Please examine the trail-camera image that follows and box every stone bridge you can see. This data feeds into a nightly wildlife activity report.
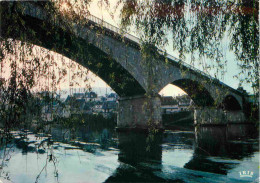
[0,1,249,129]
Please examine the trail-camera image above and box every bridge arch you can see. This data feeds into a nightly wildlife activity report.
[221,95,242,111]
[1,1,248,128]
[170,79,215,107]
[1,9,146,97]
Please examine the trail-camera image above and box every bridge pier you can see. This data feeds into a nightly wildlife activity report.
[117,95,162,130]
[194,108,246,125]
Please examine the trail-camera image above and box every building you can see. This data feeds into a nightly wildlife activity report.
[106,93,118,101]
[73,93,85,99]
[85,91,97,101]
[161,96,179,114]
[161,95,193,114]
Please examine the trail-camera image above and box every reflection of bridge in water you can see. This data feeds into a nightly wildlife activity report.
[1,1,252,129]
[105,124,258,182]
[10,123,259,182]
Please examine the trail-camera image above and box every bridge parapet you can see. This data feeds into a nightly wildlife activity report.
[2,1,250,129]
[20,1,237,89]
[16,2,245,97]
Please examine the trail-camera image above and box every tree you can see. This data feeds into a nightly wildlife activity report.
[0,0,258,132]
[117,0,259,94]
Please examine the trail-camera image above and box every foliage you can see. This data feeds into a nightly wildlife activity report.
[117,0,259,94]
[55,113,116,132]
[0,1,93,132]
[0,0,258,154]
[0,2,258,181]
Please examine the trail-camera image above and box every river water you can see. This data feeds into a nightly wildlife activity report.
[0,124,258,183]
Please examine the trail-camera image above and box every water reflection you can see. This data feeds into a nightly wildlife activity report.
[106,124,258,182]
[185,124,259,181]
[0,123,258,182]
[106,132,164,182]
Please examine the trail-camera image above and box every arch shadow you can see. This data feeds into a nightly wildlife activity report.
[221,95,242,111]
[171,79,215,107]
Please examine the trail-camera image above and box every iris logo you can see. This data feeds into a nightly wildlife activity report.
[239,171,254,178]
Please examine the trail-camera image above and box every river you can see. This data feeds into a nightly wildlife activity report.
[0,123,258,183]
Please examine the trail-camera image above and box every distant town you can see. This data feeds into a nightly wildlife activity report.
[37,90,194,122]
